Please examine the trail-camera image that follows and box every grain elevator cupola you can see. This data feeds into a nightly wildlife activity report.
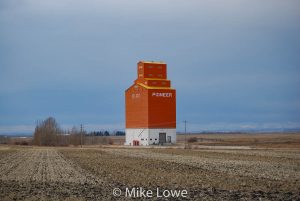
[125,61,176,146]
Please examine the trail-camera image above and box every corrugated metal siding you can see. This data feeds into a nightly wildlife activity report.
[125,84,149,128]
[126,61,176,129]
[148,89,176,128]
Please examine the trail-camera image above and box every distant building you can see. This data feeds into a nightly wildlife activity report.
[125,61,176,146]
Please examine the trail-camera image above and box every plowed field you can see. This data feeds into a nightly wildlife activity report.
[0,146,299,200]
[0,148,111,201]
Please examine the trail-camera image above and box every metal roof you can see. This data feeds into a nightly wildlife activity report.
[139,61,166,64]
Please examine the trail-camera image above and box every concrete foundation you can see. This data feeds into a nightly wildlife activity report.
[125,128,176,146]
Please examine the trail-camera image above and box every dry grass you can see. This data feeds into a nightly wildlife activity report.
[177,133,300,148]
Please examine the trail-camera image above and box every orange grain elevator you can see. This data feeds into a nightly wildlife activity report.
[125,61,176,146]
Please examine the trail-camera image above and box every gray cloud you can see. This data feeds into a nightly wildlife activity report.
[1,0,299,133]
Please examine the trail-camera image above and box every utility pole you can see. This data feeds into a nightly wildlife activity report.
[80,124,83,148]
[184,120,187,148]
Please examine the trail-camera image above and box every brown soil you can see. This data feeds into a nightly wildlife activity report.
[0,144,299,200]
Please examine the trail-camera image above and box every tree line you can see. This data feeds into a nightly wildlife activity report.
[88,131,125,136]
[32,117,125,146]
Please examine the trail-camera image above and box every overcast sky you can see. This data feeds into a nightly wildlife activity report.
[0,0,300,134]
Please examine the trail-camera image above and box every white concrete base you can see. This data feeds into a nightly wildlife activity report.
[125,128,176,146]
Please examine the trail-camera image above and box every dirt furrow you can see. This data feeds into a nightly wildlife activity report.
[0,151,29,180]
[0,148,100,184]
[103,148,300,182]
[0,148,113,201]
[60,148,300,200]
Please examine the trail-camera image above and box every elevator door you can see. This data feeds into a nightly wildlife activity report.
[159,133,166,144]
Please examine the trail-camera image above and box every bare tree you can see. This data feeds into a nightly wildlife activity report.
[33,117,62,146]
[69,126,80,146]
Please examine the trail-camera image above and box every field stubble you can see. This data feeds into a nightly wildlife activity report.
[61,147,300,200]
[0,148,111,201]
[0,145,299,200]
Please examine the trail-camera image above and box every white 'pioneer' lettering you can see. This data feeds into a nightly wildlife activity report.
[152,92,172,98]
